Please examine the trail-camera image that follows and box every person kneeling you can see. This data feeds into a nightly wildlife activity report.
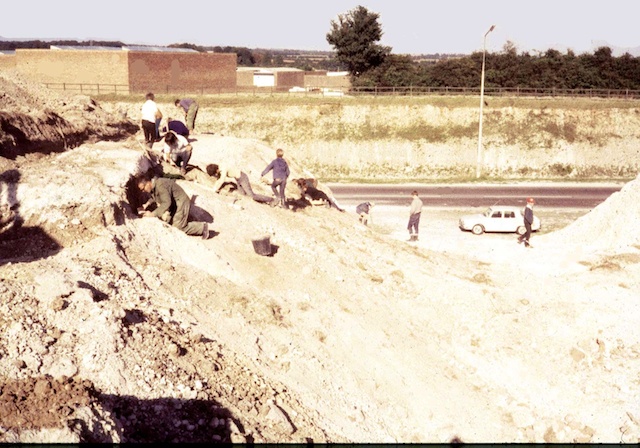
[136,172,210,239]
[163,131,192,176]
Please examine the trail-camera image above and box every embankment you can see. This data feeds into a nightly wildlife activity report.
[112,97,640,180]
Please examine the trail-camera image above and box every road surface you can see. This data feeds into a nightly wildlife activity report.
[325,183,624,208]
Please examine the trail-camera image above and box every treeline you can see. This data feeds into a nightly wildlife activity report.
[360,46,640,91]
[0,40,124,50]
[168,43,344,70]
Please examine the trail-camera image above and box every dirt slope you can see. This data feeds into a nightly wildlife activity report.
[0,70,138,160]
[2,73,640,443]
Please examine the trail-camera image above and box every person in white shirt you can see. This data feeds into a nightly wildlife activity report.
[407,190,423,241]
[141,92,162,148]
[206,164,276,205]
[162,130,192,176]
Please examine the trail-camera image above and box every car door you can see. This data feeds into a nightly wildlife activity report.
[502,210,518,232]
[487,209,503,232]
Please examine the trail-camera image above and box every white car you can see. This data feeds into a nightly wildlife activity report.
[459,205,541,235]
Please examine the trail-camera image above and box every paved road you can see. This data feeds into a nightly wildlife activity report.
[325,183,624,208]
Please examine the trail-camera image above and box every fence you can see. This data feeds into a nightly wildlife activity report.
[43,82,640,100]
[348,86,640,99]
[43,83,131,95]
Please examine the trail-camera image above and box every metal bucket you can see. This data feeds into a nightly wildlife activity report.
[251,235,272,256]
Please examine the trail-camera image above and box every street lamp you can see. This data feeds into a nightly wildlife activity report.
[476,24,495,178]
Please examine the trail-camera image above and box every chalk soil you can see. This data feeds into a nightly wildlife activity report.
[2,71,640,443]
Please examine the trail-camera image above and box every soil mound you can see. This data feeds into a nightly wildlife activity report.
[0,70,138,160]
[541,175,640,252]
[2,72,640,444]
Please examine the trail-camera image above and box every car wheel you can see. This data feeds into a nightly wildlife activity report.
[516,226,525,235]
[471,224,484,235]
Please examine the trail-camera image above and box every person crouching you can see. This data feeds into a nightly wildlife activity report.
[162,130,192,176]
[136,172,209,239]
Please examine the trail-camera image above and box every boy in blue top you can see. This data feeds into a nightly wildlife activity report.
[261,148,290,209]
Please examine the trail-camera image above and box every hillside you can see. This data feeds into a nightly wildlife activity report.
[107,96,640,181]
[2,72,640,443]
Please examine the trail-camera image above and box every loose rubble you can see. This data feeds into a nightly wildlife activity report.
[2,71,640,443]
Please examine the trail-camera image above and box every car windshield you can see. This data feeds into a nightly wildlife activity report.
[483,208,493,217]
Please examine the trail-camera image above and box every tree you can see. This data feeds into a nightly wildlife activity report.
[355,54,419,87]
[326,5,391,77]
[236,48,255,66]
[502,40,518,57]
[168,42,207,52]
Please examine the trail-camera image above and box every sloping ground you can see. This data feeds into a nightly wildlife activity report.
[540,176,640,252]
[1,136,640,443]
[2,72,640,443]
[0,71,138,160]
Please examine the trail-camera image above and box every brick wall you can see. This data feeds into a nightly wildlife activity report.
[274,71,304,88]
[236,70,255,87]
[128,52,236,94]
[13,49,236,94]
[15,49,129,87]
[304,74,351,90]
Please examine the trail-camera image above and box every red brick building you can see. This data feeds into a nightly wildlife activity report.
[11,46,236,94]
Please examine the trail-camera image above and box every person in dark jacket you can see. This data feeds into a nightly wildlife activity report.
[294,178,345,211]
[517,197,535,247]
[136,173,209,239]
[162,119,190,138]
[356,201,374,226]
[261,148,290,209]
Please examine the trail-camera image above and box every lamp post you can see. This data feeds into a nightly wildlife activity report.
[476,24,495,179]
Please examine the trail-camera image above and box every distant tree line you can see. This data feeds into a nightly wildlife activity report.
[349,45,640,90]
[0,40,124,50]
[326,6,640,91]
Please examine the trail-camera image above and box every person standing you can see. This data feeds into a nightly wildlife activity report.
[141,92,162,148]
[261,148,290,209]
[207,163,276,205]
[407,190,423,241]
[162,130,193,176]
[175,98,199,133]
[136,173,209,239]
[517,197,535,248]
[356,201,374,226]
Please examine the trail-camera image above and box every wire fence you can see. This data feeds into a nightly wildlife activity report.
[43,83,132,95]
[43,82,640,99]
[348,86,640,99]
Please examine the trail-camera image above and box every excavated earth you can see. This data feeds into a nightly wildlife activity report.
[2,70,640,443]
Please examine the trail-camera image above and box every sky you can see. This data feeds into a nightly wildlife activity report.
[2,0,638,55]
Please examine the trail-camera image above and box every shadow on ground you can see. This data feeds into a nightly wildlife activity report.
[94,394,243,443]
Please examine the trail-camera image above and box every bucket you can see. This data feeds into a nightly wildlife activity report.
[251,235,272,256]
